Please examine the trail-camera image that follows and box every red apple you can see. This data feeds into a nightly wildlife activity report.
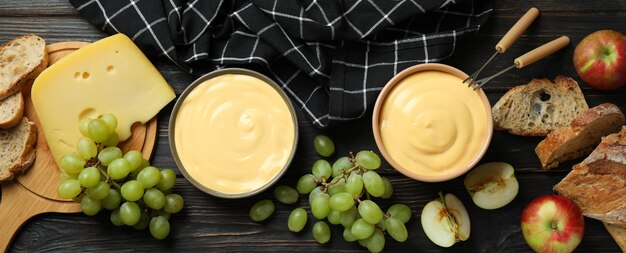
[521,195,584,253]
[573,30,626,90]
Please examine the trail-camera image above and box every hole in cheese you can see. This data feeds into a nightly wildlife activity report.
[107,65,114,72]
[79,108,96,120]
[82,72,90,79]
[74,72,80,79]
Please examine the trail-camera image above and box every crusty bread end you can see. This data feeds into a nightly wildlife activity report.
[0,34,48,100]
[0,117,37,182]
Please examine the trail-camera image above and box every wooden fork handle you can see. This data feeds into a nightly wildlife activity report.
[495,7,540,53]
[514,36,570,68]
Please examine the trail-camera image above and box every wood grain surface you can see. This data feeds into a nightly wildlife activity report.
[1,0,625,252]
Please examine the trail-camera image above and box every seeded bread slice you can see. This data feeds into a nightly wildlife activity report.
[0,117,37,182]
[535,103,625,170]
[0,34,48,100]
[492,76,589,136]
[0,92,24,128]
[554,126,626,227]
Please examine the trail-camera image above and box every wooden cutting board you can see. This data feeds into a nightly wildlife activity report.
[0,41,158,252]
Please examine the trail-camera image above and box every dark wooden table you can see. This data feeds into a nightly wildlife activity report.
[1,0,624,252]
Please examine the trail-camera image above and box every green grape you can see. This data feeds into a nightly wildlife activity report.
[327,210,342,225]
[387,204,412,223]
[119,201,141,225]
[60,172,78,182]
[59,153,86,174]
[376,219,386,231]
[158,209,171,220]
[249,199,275,222]
[311,159,331,179]
[57,179,81,199]
[98,146,122,166]
[164,194,184,214]
[312,221,331,244]
[79,118,92,138]
[120,180,144,201]
[110,208,124,226]
[332,156,353,178]
[124,150,144,172]
[88,118,110,142]
[100,113,118,132]
[137,166,161,189]
[329,192,355,212]
[313,135,335,157]
[381,177,393,199]
[340,206,358,228]
[156,169,176,191]
[107,158,131,180]
[351,218,375,240]
[85,181,110,200]
[78,166,100,188]
[143,188,166,209]
[358,200,383,225]
[363,171,385,197]
[102,132,119,147]
[273,185,299,204]
[140,158,150,169]
[77,137,98,160]
[101,188,122,210]
[358,238,369,248]
[308,186,323,204]
[287,208,307,232]
[343,227,358,242]
[296,174,317,194]
[310,193,330,219]
[385,218,408,242]
[364,229,385,253]
[133,211,151,230]
[327,177,345,196]
[150,216,170,240]
[81,195,101,216]
[345,172,364,197]
[355,151,381,170]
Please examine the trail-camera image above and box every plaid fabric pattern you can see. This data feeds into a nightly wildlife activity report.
[69,0,491,128]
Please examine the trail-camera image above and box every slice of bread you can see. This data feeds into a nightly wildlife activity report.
[554,126,626,227]
[492,76,589,136]
[0,92,24,128]
[535,103,625,170]
[0,117,37,182]
[0,34,48,100]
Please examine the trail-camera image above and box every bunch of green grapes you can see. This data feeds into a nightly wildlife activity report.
[56,113,183,240]
[249,135,412,252]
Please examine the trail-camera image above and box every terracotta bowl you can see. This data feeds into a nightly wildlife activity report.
[372,63,493,182]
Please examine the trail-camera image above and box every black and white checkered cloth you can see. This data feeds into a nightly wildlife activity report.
[69,0,491,128]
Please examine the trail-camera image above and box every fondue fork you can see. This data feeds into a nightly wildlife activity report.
[462,7,539,86]
[469,36,570,90]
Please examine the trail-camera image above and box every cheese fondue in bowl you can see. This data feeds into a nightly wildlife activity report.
[169,68,298,198]
[372,64,492,182]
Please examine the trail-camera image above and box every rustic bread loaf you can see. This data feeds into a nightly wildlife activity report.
[0,34,48,100]
[492,76,589,136]
[0,117,37,182]
[535,103,625,170]
[0,92,24,128]
[554,126,626,227]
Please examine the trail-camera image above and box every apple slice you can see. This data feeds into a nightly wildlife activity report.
[464,162,519,210]
[420,193,471,247]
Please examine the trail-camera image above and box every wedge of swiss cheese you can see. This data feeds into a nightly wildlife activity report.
[32,34,175,164]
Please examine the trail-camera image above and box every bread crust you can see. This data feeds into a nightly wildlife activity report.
[0,117,37,182]
[0,92,24,128]
[535,103,625,169]
[554,126,626,227]
[0,34,49,100]
[492,76,588,136]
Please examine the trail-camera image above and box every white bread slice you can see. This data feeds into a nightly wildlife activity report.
[0,34,48,100]
[535,103,625,170]
[492,76,589,136]
[0,92,24,128]
[0,117,37,182]
[554,126,626,227]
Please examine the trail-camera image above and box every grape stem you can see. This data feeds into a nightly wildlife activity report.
[96,164,122,189]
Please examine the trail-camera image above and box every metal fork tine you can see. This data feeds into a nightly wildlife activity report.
[463,51,499,87]
[473,64,517,91]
